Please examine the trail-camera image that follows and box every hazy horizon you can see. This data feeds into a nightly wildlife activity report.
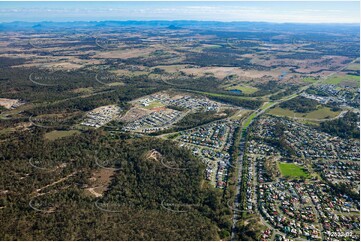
[0,1,359,24]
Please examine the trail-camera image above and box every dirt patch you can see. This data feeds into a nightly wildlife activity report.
[0,98,25,109]
[94,47,155,59]
[151,106,167,112]
[146,149,163,162]
[85,168,115,197]
[120,107,152,122]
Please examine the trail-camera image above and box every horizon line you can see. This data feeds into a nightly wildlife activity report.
[1,19,360,25]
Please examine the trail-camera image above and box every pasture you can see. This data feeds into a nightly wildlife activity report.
[268,106,340,120]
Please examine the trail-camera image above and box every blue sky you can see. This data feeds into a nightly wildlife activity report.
[0,1,359,23]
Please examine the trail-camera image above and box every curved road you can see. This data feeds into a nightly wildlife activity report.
[229,58,358,240]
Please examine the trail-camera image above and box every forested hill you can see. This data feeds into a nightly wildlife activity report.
[0,129,229,240]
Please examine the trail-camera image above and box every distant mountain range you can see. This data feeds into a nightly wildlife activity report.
[0,20,359,34]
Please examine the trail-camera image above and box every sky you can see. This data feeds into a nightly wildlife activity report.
[0,1,359,24]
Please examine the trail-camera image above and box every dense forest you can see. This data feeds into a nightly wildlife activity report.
[175,109,235,129]
[319,111,359,139]
[251,81,284,97]
[204,95,262,110]
[269,86,299,100]
[0,129,233,240]
[1,20,359,241]
[0,67,168,103]
[280,96,318,113]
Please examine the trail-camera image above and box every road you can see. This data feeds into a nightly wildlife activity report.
[230,128,247,240]
[229,58,358,239]
[251,57,359,124]
[32,171,77,196]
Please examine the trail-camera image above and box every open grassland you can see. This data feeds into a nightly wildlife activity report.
[225,85,259,94]
[151,65,187,73]
[323,74,360,86]
[93,47,155,59]
[107,82,125,87]
[260,101,275,111]
[230,109,251,121]
[202,44,222,49]
[112,69,149,76]
[278,162,310,179]
[302,77,318,83]
[243,112,257,129]
[302,107,340,119]
[44,130,81,141]
[268,106,340,120]
[143,101,164,109]
[0,127,15,135]
[346,63,360,71]
[298,120,321,126]
[165,132,180,139]
[169,66,282,80]
[71,87,94,94]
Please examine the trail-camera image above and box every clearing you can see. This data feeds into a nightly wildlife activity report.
[44,130,80,141]
[278,162,309,179]
[85,168,115,198]
[144,101,165,109]
[322,74,360,86]
[302,77,318,83]
[225,85,259,95]
[268,106,341,120]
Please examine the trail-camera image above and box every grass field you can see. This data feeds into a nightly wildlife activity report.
[243,112,257,129]
[166,132,180,139]
[71,87,94,94]
[299,120,321,126]
[260,101,275,111]
[202,44,222,49]
[144,101,164,109]
[225,85,259,94]
[268,106,340,120]
[44,130,80,141]
[278,162,309,178]
[0,127,15,135]
[323,74,360,86]
[303,107,340,119]
[302,77,318,83]
[242,101,275,129]
[346,63,360,71]
[108,82,124,86]
[230,109,251,121]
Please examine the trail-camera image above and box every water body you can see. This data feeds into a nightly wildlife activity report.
[228,89,242,95]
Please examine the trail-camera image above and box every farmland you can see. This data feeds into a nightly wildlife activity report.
[322,74,360,86]
[0,18,359,242]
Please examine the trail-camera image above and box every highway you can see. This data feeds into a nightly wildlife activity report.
[229,58,358,239]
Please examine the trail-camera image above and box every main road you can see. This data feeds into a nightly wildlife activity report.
[229,58,358,239]
[230,128,247,240]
